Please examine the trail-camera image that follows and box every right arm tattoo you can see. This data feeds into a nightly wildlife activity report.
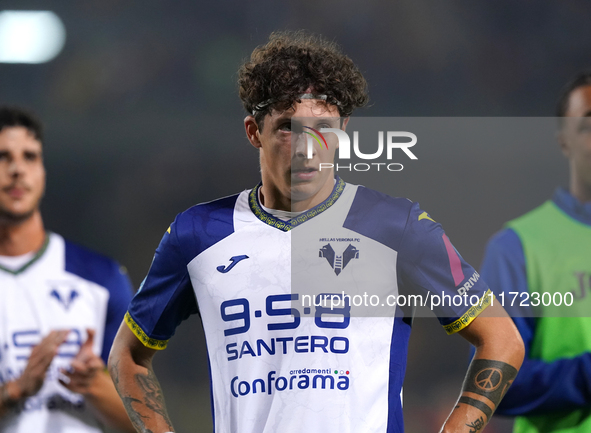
[134,369,174,428]
[111,360,174,433]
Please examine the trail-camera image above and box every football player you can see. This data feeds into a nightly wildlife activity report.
[0,107,135,433]
[480,71,591,433]
[109,31,524,433]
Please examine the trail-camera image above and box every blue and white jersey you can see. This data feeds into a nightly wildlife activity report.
[127,178,491,433]
[0,232,133,433]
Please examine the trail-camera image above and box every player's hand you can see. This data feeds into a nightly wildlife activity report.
[15,330,70,399]
[59,329,104,396]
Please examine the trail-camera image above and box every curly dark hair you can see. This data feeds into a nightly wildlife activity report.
[238,30,369,128]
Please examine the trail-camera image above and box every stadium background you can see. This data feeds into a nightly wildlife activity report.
[1,1,589,431]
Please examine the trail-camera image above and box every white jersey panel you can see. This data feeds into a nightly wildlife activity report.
[189,186,400,433]
[0,233,110,433]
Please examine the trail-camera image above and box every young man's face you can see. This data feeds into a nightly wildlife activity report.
[561,85,591,194]
[0,126,45,224]
[252,99,343,209]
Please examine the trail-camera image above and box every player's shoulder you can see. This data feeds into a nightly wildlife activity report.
[349,184,415,217]
[505,200,554,230]
[483,202,554,262]
[163,192,243,262]
[58,233,127,287]
[180,192,242,218]
[484,227,523,258]
[347,184,434,229]
[344,184,423,250]
[172,192,241,236]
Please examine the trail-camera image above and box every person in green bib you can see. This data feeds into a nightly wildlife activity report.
[481,71,591,432]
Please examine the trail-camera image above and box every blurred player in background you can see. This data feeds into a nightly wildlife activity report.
[480,72,591,432]
[109,31,523,433]
[0,107,135,432]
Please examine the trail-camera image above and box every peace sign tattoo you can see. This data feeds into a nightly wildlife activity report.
[475,367,503,391]
[462,359,518,413]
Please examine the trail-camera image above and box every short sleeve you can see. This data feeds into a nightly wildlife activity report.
[397,203,492,334]
[101,264,133,363]
[126,215,199,350]
[126,195,238,350]
[64,239,134,363]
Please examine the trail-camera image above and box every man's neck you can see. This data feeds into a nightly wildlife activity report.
[0,211,45,256]
[259,178,335,213]
[570,173,591,203]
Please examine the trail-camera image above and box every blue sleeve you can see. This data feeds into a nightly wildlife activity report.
[479,228,591,415]
[64,240,134,364]
[101,264,133,364]
[126,194,237,350]
[397,203,491,334]
[126,214,199,350]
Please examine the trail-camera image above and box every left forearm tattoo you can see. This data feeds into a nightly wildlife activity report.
[462,359,518,409]
[465,416,485,433]
[458,396,493,420]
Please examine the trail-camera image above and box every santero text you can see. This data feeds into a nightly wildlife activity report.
[226,335,349,361]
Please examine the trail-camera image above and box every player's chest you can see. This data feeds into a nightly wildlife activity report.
[0,272,106,337]
[0,275,103,375]
[188,223,398,305]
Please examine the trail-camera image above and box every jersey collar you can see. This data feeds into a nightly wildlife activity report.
[248,177,346,231]
[552,188,591,227]
[0,232,51,275]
